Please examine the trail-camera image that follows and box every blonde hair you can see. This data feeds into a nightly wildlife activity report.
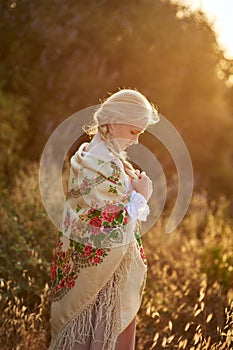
[83,88,160,178]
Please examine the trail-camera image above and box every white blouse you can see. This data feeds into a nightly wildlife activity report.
[125,176,150,222]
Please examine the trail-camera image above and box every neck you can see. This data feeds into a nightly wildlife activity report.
[92,132,138,179]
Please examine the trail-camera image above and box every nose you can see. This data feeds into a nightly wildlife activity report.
[129,135,139,146]
[133,135,139,144]
[130,138,138,146]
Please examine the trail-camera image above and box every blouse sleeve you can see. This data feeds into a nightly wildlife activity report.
[126,190,150,222]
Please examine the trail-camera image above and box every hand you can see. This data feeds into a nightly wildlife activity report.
[131,171,153,201]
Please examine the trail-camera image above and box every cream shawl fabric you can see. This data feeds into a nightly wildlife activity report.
[49,133,148,350]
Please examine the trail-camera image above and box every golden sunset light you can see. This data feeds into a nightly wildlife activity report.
[172,0,233,58]
[1,1,233,348]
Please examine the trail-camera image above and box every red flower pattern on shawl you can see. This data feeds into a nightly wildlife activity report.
[50,153,148,302]
[50,232,110,302]
[84,245,93,257]
[102,204,121,223]
[89,217,102,234]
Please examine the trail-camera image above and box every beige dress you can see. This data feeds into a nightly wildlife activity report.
[49,133,148,350]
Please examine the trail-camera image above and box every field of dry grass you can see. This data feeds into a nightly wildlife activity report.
[0,162,232,349]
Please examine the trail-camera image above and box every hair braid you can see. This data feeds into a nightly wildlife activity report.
[82,88,160,179]
[98,125,138,179]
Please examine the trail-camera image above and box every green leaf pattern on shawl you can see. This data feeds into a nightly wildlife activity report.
[50,153,147,302]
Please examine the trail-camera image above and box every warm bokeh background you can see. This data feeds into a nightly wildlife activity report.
[0,0,232,349]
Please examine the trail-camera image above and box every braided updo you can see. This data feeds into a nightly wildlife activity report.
[83,88,160,178]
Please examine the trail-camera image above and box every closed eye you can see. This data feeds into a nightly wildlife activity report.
[131,129,144,135]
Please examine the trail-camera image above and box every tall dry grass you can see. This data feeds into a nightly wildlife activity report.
[0,162,232,349]
[137,193,233,349]
[0,162,57,349]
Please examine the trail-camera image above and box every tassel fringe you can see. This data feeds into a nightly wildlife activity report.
[50,244,138,350]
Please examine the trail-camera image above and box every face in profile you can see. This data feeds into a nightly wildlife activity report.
[108,123,145,150]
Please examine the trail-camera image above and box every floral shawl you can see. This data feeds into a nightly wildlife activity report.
[49,133,147,350]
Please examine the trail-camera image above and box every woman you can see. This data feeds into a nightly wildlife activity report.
[49,88,160,349]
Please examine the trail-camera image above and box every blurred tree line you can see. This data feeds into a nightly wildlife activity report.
[0,0,233,198]
[1,1,233,348]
